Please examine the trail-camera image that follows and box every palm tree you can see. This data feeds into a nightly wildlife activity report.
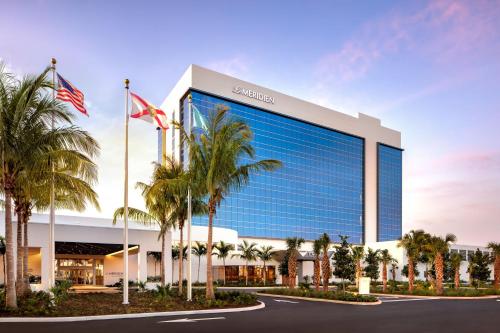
[113,163,178,287]
[175,104,281,299]
[319,233,331,291]
[1,64,99,308]
[487,242,500,290]
[256,245,276,286]
[286,237,305,289]
[232,240,258,286]
[390,260,399,282]
[380,249,395,292]
[397,229,428,293]
[450,252,462,289]
[0,235,5,287]
[213,241,234,285]
[171,246,179,285]
[192,242,207,283]
[148,252,162,278]
[145,157,207,295]
[313,239,322,291]
[351,246,364,290]
[424,234,456,295]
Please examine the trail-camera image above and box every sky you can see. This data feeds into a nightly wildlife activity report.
[1,0,499,245]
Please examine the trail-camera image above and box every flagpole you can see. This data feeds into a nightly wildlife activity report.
[186,94,193,301]
[123,79,130,305]
[49,58,57,289]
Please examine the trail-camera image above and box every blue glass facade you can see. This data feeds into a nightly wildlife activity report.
[377,144,402,241]
[182,90,365,244]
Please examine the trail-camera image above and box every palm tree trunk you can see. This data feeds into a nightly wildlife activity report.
[313,257,320,291]
[223,258,226,286]
[263,261,266,286]
[2,254,5,289]
[435,253,444,295]
[178,223,183,295]
[288,253,296,289]
[454,267,460,289]
[23,213,29,293]
[356,260,361,289]
[160,234,165,286]
[15,210,23,295]
[382,263,388,292]
[408,257,414,293]
[4,189,17,308]
[197,256,201,283]
[245,261,248,286]
[205,202,215,300]
[494,255,500,290]
[321,252,330,292]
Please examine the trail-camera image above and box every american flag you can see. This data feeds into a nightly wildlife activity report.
[56,73,88,116]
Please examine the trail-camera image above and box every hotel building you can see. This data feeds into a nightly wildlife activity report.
[0,65,492,289]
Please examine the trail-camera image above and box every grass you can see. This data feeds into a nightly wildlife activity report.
[0,288,258,317]
[260,288,378,302]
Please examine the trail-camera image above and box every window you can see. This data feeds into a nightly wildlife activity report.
[377,143,402,241]
[182,91,365,244]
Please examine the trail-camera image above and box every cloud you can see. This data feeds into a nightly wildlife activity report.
[205,55,251,78]
[316,0,499,86]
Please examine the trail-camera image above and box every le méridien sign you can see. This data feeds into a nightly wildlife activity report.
[232,86,275,104]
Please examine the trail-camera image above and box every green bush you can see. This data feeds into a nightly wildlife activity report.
[50,280,72,304]
[261,288,377,302]
[153,284,173,300]
[18,291,53,316]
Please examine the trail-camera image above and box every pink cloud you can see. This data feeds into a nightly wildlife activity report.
[316,0,500,85]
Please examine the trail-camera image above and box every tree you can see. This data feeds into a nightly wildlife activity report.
[468,249,491,288]
[148,252,162,278]
[487,242,500,290]
[171,246,179,285]
[332,235,355,292]
[285,237,305,289]
[364,248,380,281]
[390,260,399,282]
[312,239,322,291]
[213,241,234,285]
[380,249,395,292]
[146,157,207,296]
[397,229,428,293]
[113,161,179,287]
[1,64,99,308]
[402,262,420,279]
[450,252,462,289]
[232,240,257,286]
[256,245,276,286]
[424,234,456,295]
[176,104,281,300]
[0,235,5,287]
[319,233,331,291]
[192,242,207,283]
[351,246,364,289]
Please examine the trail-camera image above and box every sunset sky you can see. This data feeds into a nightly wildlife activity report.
[1,0,499,245]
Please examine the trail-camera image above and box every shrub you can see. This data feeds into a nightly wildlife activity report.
[153,284,174,300]
[261,288,377,302]
[50,280,72,304]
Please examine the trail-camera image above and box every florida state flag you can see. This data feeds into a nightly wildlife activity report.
[130,92,168,129]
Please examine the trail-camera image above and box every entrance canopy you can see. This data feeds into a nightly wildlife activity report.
[55,242,137,256]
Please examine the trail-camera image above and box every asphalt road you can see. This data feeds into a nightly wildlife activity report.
[2,295,499,333]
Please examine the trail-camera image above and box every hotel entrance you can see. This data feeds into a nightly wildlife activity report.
[56,258,104,285]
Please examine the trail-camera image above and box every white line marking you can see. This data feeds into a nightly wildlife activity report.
[382,298,439,303]
[274,299,299,304]
[158,317,226,323]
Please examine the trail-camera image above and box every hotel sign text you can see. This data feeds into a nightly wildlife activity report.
[232,86,275,104]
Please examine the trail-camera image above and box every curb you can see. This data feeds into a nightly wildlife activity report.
[0,301,265,323]
[256,293,381,306]
[372,293,500,300]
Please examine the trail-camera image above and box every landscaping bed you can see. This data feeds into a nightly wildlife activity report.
[0,288,258,317]
[259,288,378,303]
[373,287,500,297]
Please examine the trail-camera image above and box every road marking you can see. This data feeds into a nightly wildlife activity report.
[274,299,299,304]
[382,298,439,303]
[158,317,226,323]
